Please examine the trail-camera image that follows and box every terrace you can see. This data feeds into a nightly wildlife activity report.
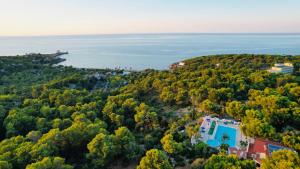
[193,116,249,150]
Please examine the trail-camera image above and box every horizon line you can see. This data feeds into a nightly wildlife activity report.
[1,32,300,37]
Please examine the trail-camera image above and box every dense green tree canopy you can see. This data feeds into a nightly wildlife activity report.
[161,134,183,154]
[204,154,256,169]
[114,126,140,160]
[137,149,173,169]
[261,150,300,169]
[25,157,73,169]
[0,54,300,168]
[87,133,118,168]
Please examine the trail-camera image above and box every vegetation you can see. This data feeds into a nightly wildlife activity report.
[208,121,216,135]
[204,154,256,169]
[261,150,300,169]
[0,54,299,168]
[137,149,173,169]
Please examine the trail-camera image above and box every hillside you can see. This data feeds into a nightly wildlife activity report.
[0,54,299,169]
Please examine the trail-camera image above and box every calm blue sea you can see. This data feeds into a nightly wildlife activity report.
[0,34,300,70]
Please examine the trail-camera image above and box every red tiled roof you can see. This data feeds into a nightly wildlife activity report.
[247,138,284,164]
[248,139,266,154]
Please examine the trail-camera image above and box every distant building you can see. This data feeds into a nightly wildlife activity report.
[268,63,294,74]
[178,62,185,66]
[169,61,185,69]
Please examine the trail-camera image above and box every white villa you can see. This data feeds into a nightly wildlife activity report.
[169,61,185,69]
[192,116,295,165]
[268,63,294,74]
[191,116,249,157]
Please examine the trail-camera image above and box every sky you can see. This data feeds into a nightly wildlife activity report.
[0,0,300,36]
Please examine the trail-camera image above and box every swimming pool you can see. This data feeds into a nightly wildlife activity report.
[268,144,291,155]
[206,125,237,147]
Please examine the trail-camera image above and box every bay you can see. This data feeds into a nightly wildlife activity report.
[0,33,300,70]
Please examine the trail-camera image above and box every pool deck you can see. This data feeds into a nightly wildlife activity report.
[194,116,249,150]
[190,116,296,164]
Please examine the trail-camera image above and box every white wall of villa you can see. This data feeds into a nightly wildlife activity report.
[268,62,294,74]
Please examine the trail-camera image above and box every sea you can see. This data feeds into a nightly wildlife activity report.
[0,33,300,70]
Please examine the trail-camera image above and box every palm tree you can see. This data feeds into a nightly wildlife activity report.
[240,140,248,150]
[221,134,229,143]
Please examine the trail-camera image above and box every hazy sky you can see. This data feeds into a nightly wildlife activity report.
[1,0,300,36]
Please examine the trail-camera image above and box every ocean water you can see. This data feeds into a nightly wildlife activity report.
[0,34,300,70]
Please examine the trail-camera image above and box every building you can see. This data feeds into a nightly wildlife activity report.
[247,138,293,165]
[178,62,185,66]
[228,147,248,159]
[268,63,294,74]
[169,61,185,69]
[193,116,295,166]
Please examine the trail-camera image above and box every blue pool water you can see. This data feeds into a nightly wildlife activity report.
[268,144,291,155]
[206,125,237,147]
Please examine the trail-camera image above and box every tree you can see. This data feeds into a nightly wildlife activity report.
[4,109,36,137]
[137,149,173,169]
[216,88,233,103]
[0,105,6,138]
[200,99,220,114]
[219,144,229,152]
[144,134,160,149]
[0,161,12,169]
[134,103,159,132]
[26,131,42,142]
[30,129,62,161]
[221,134,229,143]
[204,154,255,169]
[36,118,50,133]
[289,86,300,102]
[58,105,74,119]
[175,87,188,105]
[193,142,214,158]
[282,131,300,151]
[87,133,118,168]
[102,95,137,127]
[51,118,63,129]
[189,87,208,105]
[114,126,140,160]
[241,110,276,138]
[25,157,73,169]
[40,105,53,119]
[0,105,6,122]
[261,150,300,169]
[226,101,245,119]
[239,141,248,150]
[0,136,34,168]
[160,87,175,104]
[185,123,200,138]
[161,134,183,154]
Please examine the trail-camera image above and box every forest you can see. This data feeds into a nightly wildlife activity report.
[0,54,299,169]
